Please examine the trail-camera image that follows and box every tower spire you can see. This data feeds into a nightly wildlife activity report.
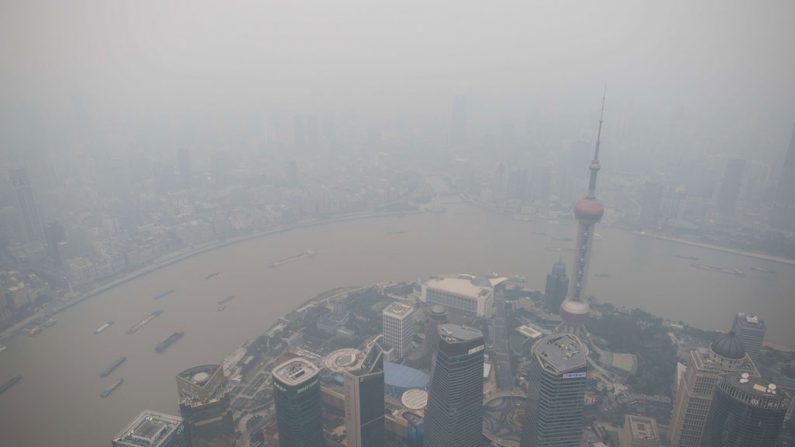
[587,88,606,198]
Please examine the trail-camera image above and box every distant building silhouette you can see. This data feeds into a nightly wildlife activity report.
[543,258,569,312]
[176,364,235,447]
[451,95,467,149]
[272,357,325,447]
[772,123,795,229]
[521,333,588,447]
[731,313,766,364]
[715,158,746,217]
[112,410,188,447]
[639,181,663,229]
[424,324,485,447]
[669,332,759,447]
[702,373,789,447]
[177,149,191,188]
[8,168,44,246]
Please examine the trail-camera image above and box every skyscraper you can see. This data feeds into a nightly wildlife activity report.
[715,157,746,217]
[559,94,607,334]
[731,312,766,363]
[343,340,385,447]
[702,373,789,447]
[544,258,569,312]
[112,411,189,447]
[772,123,795,229]
[451,95,467,149]
[520,333,589,447]
[8,168,44,246]
[382,302,414,359]
[272,357,325,447]
[424,324,485,447]
[176,364,235,447]
[669,332,759,447]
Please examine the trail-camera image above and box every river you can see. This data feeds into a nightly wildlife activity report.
[0,202,793,446]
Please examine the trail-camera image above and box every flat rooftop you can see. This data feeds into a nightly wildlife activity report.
[534,334,588,374]
[272,358,320,387]
[383,302,413,318]
[426,276,491,298]
[438,324,483,344]
[113,411,183,447]
[626,415,659,441]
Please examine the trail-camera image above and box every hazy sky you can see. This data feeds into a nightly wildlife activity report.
[1,0,794,162]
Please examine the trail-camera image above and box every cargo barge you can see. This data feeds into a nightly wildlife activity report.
[155,331,184,353]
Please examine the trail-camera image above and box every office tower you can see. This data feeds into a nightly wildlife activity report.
[421,275,495,317]
[343,341,385,447]
[715,158,746,217]
[731,312,766,363]
[424,324,485,447]
[451,95,467,148]
[521,334,588,447]
[43,220,65,263]
[272,357,325,447]
[639,181,663,229]
[544,258,569,312]
[8,168,44,246]
[669,332,760,447]
[559,94,607,334]
[702,373,789,447]
[177,148,191,188]
[382,302,414,359]
[112,411,189,447]
[773,124,795,228]
[176,364,235,447]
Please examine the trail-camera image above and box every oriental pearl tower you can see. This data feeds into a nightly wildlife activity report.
[558,93,607,335]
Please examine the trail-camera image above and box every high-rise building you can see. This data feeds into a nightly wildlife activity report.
[424,324,485,447]
[8,168,44,246]
[639,181,664,229]
[715,157,746,217]
[559,94,607,334]
[543,258,569,312]
[451,95,467,149]
[112,411,189,447]
[702,373,789,447]
[382,302,414,359]
[521,333,588,447]
[177,148,191,188]
[343,340,385,447]
[272,357,325,447]
[176,364,235,447]
[772,123,795,229]
[731,312,766,363]
[669,332,760,447]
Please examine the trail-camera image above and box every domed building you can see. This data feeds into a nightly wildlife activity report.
[669,332,759,447]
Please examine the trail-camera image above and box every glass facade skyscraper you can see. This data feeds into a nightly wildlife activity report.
[272,358,325,447]
[703,373,789,447]
[424,324,485,447]
[343,341,385,447]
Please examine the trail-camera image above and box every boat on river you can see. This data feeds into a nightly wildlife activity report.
[94,321,114,334]
[126,310,163,334]
[153,289,175,300]
[100,378,123,398]
[99,357,127,378]
[155,331,184,353]
[0,375,21,395]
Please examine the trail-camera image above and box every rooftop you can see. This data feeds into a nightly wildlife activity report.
[272,358,320,387]
[383,302,413,319]
[177,364,221,386]
[626,415,659,442]
[720,373,790,410]
[112,411,183,447]
[385,361,430,390]
[425,275,492,298]
[401,388,429,410]
[534,333,588,374]
[438,324,483,344]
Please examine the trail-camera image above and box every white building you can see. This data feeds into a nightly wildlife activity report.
[420,274,503,317]
[382,302,414,359]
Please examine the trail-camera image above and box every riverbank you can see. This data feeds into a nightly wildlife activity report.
[636,232,795,267]
[0,209,424,341]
